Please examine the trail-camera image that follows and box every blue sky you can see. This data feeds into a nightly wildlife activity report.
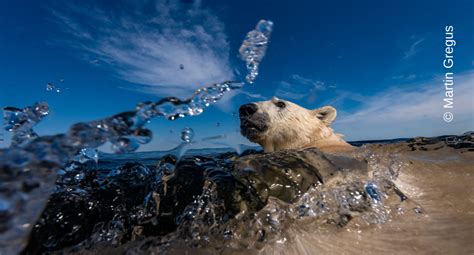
[1,0,473,151]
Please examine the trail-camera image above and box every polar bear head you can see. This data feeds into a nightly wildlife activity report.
[239,97,350,152]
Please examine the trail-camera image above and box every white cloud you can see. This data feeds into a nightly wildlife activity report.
[276,74,330,102]
[403,37,425,60]
[333,71,474,140]
[51,0,233,98]
[391,74,418,80]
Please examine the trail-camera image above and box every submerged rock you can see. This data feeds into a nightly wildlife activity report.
[22,146,419,253]
[1,134,469,253]
[23,149,338,252]
[233,148,339,203]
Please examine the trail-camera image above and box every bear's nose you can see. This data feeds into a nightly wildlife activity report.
[239,103,258,117]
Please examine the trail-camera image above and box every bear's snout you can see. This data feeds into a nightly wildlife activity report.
[239,103,269,142]
[239,103,258,117]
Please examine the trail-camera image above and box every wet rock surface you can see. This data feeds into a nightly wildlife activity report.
[16,133,472,254]
[406,132,474,151]
[233,148,340,203]
[22,148,351,253]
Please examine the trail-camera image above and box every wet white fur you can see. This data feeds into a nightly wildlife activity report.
[250,97,353,153]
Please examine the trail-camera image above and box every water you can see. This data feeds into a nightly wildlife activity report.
[16,136,474,254]
[181,127,195,143]
[76,148,99,166]
[1,17,473,254]
[1,127,473,255]
[46,82,61,93]
[0,19,273,254]
[239,20,273,84]
[3,102,49,147]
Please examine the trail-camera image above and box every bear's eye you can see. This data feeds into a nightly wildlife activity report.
[275,101,286,109]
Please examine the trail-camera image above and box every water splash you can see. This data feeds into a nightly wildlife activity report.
[364,182,381,203]
[239,20,273,83]
[0,20,273,254]
[1,19,271,163]
[1,80,243,167]
[75,148,99,166]
[3,19,273,153]
[3,102,49,147]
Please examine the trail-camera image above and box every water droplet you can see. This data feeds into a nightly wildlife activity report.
[46,83,61,93]
[239,20,273,83]
[133,129,152,144]
[77,148,99,164]
[181,127,194,143]
[413,206,423,214]
[74,172,85,181]
[111,137,140,153]
[3,102,49,146]
[364,182,381,203]
[46,83,54,91]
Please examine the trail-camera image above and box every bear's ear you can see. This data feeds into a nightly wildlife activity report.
[312,106,337,126]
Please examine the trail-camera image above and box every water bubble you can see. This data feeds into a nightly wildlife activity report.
[181,127,194,143]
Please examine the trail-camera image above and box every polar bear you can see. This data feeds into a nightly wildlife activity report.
[239,97,354,153]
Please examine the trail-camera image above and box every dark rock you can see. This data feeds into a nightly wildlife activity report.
[23,148,370,253]
[233,148,339,203]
